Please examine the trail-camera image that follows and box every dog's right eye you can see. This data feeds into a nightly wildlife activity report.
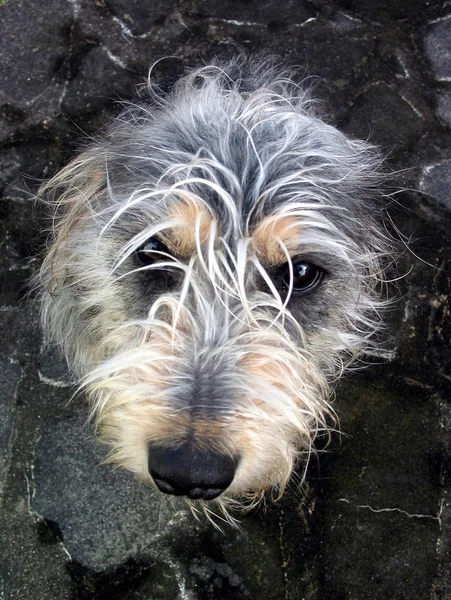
[280,261,324,294]
[135,237,170,266]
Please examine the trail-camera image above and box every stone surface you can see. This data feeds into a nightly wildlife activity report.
[315,371,442,599]
[420,160,451,210]
[341,81,425,152]
[38,346,73,388]
[1,0,450,599]
[32,416,189,571]
[0,358,22,491]
[437,91,451,127]
[0,0,73,142]
[424,16,451,81]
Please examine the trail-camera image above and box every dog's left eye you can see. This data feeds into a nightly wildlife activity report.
[282,261,324,293]
[135,237,170,266]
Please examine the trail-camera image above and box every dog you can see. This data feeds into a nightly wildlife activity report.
[37,56,389,522]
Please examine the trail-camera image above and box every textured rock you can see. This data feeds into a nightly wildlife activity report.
[341,82,425,151]
[0,0,73,141]
[315,372,442,599]
[0,358,22,490]
[436,91,451,127]
[38,346,73,388]
[32,416,189,571]
[420,160,451,210]
[424,16,451,81]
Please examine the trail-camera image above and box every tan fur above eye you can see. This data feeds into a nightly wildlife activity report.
[162,197,214,258]
[251,214,303,266]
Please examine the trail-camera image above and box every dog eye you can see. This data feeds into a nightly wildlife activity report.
[135,237,169,266]
[282,262,324,293]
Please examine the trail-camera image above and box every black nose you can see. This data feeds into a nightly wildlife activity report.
[149,442,238,500]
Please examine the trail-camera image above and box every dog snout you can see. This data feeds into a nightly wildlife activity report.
[148,442,239,500]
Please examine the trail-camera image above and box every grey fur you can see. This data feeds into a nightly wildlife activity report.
[37,56,390,522]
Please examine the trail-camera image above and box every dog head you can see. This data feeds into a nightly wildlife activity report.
[38,57,389,516]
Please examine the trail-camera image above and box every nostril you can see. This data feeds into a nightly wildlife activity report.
[187,486,228,501]
[151,477,177,496]
[149,441,238,500]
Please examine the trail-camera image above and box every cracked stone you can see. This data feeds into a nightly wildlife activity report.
[0,198,38,263]
[436,91,451,127]
[424,16,451,81]
[328,11,363,31]
[106,0,180,36]
[38,346,73,388]
[432,491,451,599]
[0,197,40,307]
[0,358,22,489]
[0,0,73,141]
[0,304,41,361]
[61,46,136,118]
[279,21,377,119]
[333,0,441,22]
[420,159,451,210]
[0,264,32,307]
[32,416,190,571]
[314,372,443,600]
[0,148,21,196]
[342,82,424,151]
[0,136,69,200]
[189,0,314,26]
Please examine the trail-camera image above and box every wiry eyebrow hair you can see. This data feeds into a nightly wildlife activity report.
[251,214,303,266]
[161,196,215,258]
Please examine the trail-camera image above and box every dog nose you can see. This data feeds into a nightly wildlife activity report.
[148,442,238,500]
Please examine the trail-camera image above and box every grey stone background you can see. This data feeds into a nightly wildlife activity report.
[0,0,450,598]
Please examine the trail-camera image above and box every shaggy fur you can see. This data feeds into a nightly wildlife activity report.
[37,56,389,523]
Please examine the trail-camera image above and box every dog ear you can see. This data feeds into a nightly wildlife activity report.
[39,148,107,291]
[36,148,108,373]
[42,148,106,232]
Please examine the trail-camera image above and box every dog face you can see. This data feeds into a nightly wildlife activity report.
[38,58,388,515]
